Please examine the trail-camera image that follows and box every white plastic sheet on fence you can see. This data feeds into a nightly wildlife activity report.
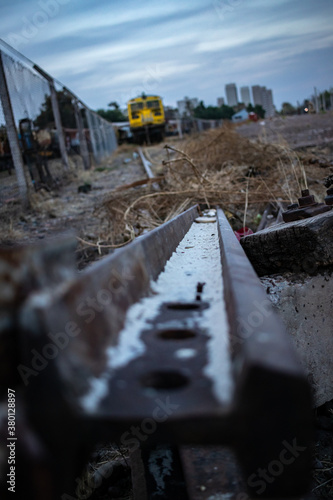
[2,52,51,126]
[0,43,118,206]
[85,107,117,163]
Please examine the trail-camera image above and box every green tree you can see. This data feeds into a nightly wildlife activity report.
[108,101,120,110]
[219,104,235,119]
[280,102,296,116]
[193,102,234,120]
[254,104,266,118]
[34,91,77,128]
[96,108,127,122]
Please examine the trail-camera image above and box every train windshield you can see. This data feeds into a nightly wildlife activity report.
[130,102,144,112]
[146,100,160,109]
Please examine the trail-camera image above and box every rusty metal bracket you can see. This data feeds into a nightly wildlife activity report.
[283,188,331,222]
[325,187,333,206]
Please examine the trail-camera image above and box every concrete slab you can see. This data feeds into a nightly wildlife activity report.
[261,270,333,407]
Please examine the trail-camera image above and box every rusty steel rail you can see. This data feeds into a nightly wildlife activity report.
[0,206,312,499]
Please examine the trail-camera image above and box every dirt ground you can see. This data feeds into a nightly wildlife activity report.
[236,112,333,149]
[1,113,333,261]
[1,114,333,498]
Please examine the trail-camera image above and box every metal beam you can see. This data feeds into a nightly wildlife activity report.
[0,206,313,499]
[73,98,91,170]
[33,65,69,171]
[0,50,29,205]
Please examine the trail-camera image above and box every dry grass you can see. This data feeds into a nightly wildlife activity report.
[96,123,316,246]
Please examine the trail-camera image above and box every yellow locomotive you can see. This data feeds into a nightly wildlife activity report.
[127,94,165,143]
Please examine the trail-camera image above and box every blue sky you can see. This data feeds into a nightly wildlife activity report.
[1,0,333,111]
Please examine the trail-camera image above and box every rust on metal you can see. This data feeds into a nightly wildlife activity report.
[0,205,313,499]
[325,187,333,206]
[283,188,331,222]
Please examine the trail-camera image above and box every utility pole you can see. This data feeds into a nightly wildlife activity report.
[314,87,319,113]
[321,92,326,112]
[0,51,29,206]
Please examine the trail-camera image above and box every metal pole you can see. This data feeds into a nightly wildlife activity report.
[49,80,69,169]
[314,87,319,113]
[322,92,326,112]
[177,119,183,139]
[33,65,69,170]
[95,116,104,161]
[73,99,91,170]
[99,117,109,157]
[85,108,99,163]
[0,51,29,205]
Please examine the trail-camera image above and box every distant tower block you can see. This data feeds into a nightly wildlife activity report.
[225,83,238,107]
[240,86,251,106]
[251,85,275,117]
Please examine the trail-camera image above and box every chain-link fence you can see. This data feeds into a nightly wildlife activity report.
[0,43,117,206]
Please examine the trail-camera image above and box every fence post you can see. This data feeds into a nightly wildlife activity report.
[73,100,91,170]
[95,115,105,161]
[49,79,69,170]
[86,109,99,163]
[177,119,183,139]
[99,118,108,157]
[0,51,29,206]
[33,65,69,171]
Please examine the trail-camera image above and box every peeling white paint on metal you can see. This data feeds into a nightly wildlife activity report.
[80,221,233,411]
[148,447,173,495]
[175,348,197,359]
[195,216,217,223]
[80,375,110,413]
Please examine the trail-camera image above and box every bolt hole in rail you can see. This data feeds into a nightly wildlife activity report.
[0,206,312,499]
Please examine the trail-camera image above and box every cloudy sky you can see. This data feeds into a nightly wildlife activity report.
[1,0,333,112]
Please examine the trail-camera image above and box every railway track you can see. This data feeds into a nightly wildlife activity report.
[0,205,312,499]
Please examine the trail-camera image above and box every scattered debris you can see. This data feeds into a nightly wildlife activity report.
[78,183,92,193]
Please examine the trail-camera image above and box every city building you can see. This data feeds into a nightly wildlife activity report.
[225,83,238,107]
[265,89,274,117]
[240,86,251,106]
[252,85,263,106]
[217,97,225,107]
[251,85,275,117]
[177,96,199,117]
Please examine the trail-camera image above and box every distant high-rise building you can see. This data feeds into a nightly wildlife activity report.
[265,89,274,117]
[177,96,199,116]
[225,83,238,107]
[240,86,251,106]
[251,85,275,117]
[217,97,225,107]
[252,85,263,106]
